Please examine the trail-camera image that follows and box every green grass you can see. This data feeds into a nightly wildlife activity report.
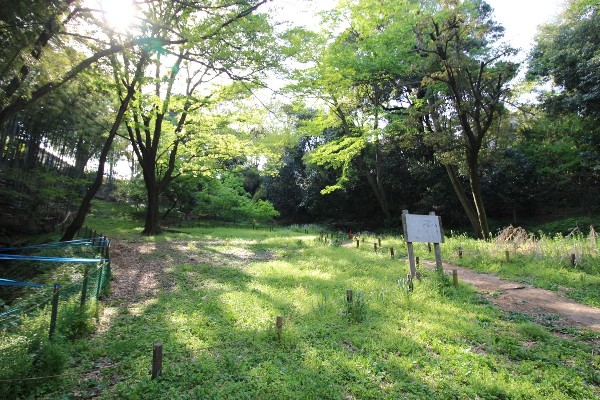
[443,230,600,307]
[8,226,597,399]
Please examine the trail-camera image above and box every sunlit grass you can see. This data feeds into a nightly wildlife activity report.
[17,225,596,399]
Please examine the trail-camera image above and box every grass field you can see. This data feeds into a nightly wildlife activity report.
[1,205,594,398]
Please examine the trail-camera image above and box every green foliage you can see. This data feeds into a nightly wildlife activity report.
[529,2,600,118]
[195,172,279,223]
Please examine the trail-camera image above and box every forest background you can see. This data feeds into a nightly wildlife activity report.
[1,0,599,243]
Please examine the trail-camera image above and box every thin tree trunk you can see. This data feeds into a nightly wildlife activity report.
[467,156,490,239]
[60,81,137,241]
[444,163,482,238]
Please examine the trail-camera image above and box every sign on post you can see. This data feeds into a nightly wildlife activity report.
[402,210,444,277]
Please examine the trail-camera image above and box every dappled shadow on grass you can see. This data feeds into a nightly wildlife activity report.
[39,229,600,399]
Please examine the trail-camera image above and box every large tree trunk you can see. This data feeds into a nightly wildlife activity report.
[444,164,482,238]
[143,181,162,235]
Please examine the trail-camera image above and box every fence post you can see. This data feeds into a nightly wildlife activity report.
[152,343,163,379]
[49,284,60,339]
[346,289,353,303]
[390,247,394,259]
[275,315,283,341]
[452,269,459,288]
[80,266,89,306]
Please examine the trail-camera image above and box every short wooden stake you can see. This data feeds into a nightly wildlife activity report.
[378,237,381,247]
[374,243,378,252]
[428,242,432,253]
[416,256,420,267]
[356,239,360,249]
[570,253,576,267]
[390,247,394,259]
[452,269,459,288]
[362,237,364,243]
[80,267,89,306]
[152,343,163,379]
[346,289,353,303]
[458,247,463,258]
[276,315,283,340]
[49,284,60,339]
[407,274,413,292]
[505,250,510,262]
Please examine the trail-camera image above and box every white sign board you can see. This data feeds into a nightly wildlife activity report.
[402,213,444,243]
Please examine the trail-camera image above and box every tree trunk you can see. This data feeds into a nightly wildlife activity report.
[444,164,482,238]
[358,156,391,220]
[143,181,162,235]
[60,80,137,241]
[467,155,490,239]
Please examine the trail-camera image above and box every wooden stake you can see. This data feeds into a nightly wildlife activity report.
[346,289,353,303]
[428,242,432,253]
[458,247,463,258]
[49,284,60,339]
[390,247,394,259]
[452,269,458,288]
[276,315,283,340]
[151,343,163,379]
[407,274,413,292]
[356,239,360,249]
[374,243,378,252]
[570,253,576,267]
[416,256,420,267]
[505,250,510,262]
[378,237,381,247]
[80,267,89,306]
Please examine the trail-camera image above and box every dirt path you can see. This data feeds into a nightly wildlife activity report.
[422,260,600,332]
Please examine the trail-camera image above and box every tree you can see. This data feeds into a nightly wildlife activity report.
[117,0,276,235]
[414,0,518,238]
[529,0,600,120]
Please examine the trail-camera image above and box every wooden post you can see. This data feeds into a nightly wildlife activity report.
[416,256,420,267]
[390,247,394,259]
[505,250,510,262]
[374,243,378,252]
[378,237,381,247]
[407,242,416,277]
[356,239,360,249]
[151,343,163,379]
[80,267,89,306]
[570,254,576,267]
[434,243,443,272]
[458,247,463,258]
[49,284,60,339]
[346,289,353,303]
[430,212,444,272]
[452,269,459,288]
[276,315,283,341]
[407,274,413,292]
[428,243,432,253]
